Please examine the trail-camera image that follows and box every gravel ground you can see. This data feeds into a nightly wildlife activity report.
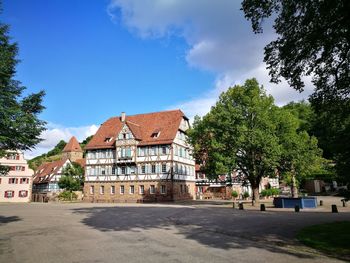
[0,201,349,263]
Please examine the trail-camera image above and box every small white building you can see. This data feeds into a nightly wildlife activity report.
[0,151,33,203]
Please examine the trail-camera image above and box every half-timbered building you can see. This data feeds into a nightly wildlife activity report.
[84,110,196,202]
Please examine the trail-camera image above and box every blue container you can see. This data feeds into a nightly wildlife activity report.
[273,197,317,208]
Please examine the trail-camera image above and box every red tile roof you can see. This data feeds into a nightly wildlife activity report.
[33,159,68,183]
[73,158,86,168]
[85,109,187,150]
[63,136,83,153]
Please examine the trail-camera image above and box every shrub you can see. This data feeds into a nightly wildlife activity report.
[271,188,280,196]
[58,191,77,201]
[243,191,250,198]
[231,190,238,198]
[261,189,268,197]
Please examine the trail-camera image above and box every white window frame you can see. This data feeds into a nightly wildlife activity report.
[150,185,155,194]
[129,185,135,194]
[139,185,144,194]
[120,185,125,194]
[100,185,104,195]
[160,185,166,194]
[111,185,115,195]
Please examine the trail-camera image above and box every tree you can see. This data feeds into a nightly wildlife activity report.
[190,79,282,204]
[276,109,322,197]
[241,0,350,97]
[58,162,84,196]
[0,9,46,174]
[188,115,230,179]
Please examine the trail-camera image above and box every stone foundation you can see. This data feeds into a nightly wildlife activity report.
[83,180,195,203]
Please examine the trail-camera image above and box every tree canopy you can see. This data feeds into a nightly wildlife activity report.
[58,162,84,192]
[0,12,46,174]
[189,79,322,201]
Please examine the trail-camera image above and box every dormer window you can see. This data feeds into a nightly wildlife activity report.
[151,130,160,138]
[104,137,112,142]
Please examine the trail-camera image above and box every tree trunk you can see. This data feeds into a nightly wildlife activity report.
[291,173,298,198]
[252,186,260,206]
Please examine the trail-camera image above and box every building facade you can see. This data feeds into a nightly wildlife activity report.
[32,158,71,194]
[0,151,33,203]
[84,110,196,202]
[32,136,85,198]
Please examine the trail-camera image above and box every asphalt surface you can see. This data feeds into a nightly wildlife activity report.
[0,202,349,263]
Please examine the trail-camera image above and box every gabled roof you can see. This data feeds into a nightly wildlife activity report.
[33,159,68,183]
[73,158,86,168]
[85,109,187,150]
[63,136,83,153]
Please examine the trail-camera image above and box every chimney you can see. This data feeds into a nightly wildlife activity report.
[121,112,126,122]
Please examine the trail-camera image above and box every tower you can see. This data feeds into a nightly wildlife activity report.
[62,136,83,162]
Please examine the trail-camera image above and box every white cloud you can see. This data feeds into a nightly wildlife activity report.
[24,123,98,160]
[108,0,314,120]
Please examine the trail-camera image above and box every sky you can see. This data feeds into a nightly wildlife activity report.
[2,0,314,159]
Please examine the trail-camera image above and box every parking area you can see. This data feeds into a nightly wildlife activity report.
[0,201,349,263]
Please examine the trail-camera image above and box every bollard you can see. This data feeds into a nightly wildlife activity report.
[342,200,347,207]
[232,202,235,209]
[239,203,244,210]
[319,200,323,206]
[295,205,300,212]
[260,204,266,211]
[332,204,338,213]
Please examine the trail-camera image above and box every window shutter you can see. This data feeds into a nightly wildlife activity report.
[16,154,19,160]
[8,178,11,184]
[22,166,25,171]
[10,166,15,171]
[4,191,7,198]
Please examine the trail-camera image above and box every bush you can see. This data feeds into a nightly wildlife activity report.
[243,191,250,198]
[231,190,238,198]
[58,191,77,201]
[261,189,268,197]
[271,188,280,196]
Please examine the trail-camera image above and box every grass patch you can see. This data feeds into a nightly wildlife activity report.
[297,221,350,259]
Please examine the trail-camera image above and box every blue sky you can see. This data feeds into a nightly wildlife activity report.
[2,0,313,158]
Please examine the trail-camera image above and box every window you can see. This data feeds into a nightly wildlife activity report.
[101,166,106,175]
[111,185,115,195]
[139,185,144,194]
[100,186,105,195]
[160,185,166,194]
[121,166,126,175]
[180,184,183,193]
[130,185,135,194]
[162,146,167,155]
[19,190,28,197]
[112,166,116,175]
[104,137,112,142]
[151,165,156,174]
[162,164,167,173]
[150,185,155,194]
[20,178,29,184]
[141,165,146,174]
[8,178,16,184]
[120,185,125,194]
[4,191,14,198]
[151,131,160,138]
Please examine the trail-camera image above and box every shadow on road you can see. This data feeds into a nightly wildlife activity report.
[71,206,331,259]
[0,215,21,225]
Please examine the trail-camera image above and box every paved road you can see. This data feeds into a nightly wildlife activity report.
[0,202,349,263]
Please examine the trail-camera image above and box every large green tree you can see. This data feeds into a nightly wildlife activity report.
[189,79,323,202]
[0,10,46,174]
[276,109,322,197]
[190,79,282,204]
